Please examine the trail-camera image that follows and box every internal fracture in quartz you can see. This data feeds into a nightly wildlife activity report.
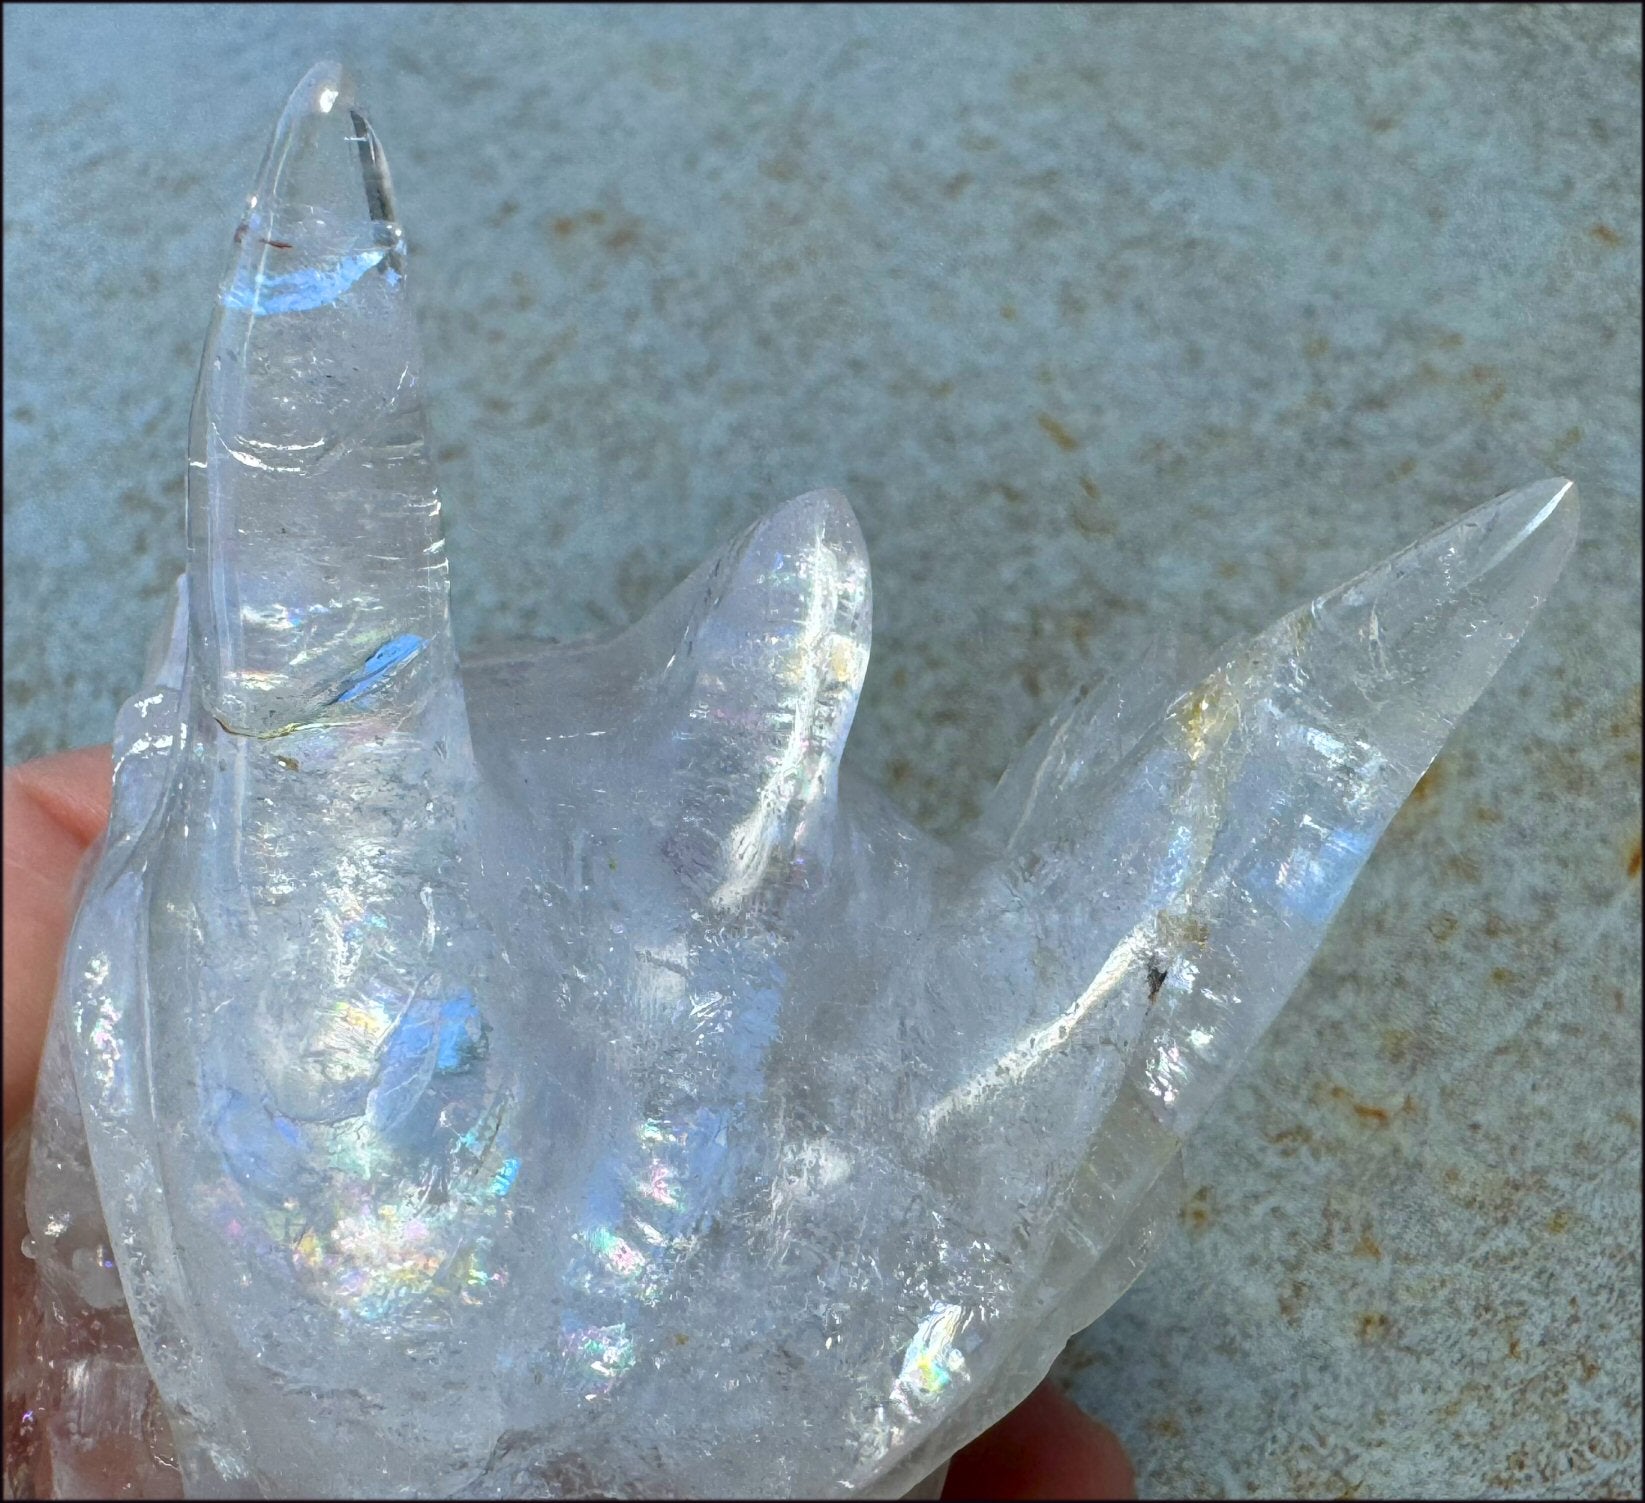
[8,61,1577,1502]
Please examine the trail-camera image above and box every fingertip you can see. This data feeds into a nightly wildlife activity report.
[2,745,114,1135]
[942,1379,1136,1501]
[4,744,114,848]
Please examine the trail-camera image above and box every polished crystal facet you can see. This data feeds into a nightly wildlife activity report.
[7,63,1577,1500]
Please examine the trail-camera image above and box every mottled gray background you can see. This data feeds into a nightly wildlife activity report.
[4,3,1640,1496]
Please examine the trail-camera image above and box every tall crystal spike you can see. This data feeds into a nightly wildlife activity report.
[186,61,454,740]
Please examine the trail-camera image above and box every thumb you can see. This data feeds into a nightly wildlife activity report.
[2,745,113,1135]
[943,1378,1136,1500]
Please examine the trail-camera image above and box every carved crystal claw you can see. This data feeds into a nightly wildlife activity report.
[12,62,1576,1499]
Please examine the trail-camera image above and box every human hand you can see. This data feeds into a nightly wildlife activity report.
[3,745,1134,1500]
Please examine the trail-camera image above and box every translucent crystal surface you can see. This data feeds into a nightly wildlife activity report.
[11,62,1577,1500]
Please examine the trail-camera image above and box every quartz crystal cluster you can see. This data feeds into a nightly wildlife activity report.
[5,62,1577,1501]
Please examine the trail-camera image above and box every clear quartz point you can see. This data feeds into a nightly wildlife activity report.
[8,59,1578,1501]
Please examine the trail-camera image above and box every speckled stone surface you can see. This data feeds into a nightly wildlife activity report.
[4,5,1640,1497]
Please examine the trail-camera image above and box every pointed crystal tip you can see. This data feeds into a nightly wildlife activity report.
[1417,475,1579,639]
[286,59,356,120]
[221,60,399,319]
[1470,475,1578,581]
